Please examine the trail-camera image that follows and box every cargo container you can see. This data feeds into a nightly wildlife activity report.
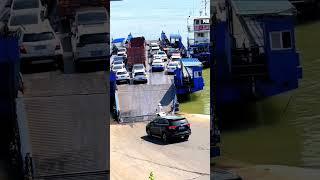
[126,37,146,70]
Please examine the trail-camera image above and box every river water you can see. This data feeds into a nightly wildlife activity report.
[221,22,320,168]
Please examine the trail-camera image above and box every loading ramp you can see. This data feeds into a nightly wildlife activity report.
[117,83,176,123]
[16,71,109,180]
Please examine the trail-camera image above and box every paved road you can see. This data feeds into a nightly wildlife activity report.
[110,114,210,180]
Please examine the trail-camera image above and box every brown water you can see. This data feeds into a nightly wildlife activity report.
[221,22,320,168]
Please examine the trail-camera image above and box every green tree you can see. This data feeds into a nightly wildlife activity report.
[149,171,155,180]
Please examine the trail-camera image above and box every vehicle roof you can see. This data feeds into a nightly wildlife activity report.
[133,64,144,66]
[78,24,108,35]
[10,8,41,15]
[153,59,163,63]
[163,115,185,120]
[76,7,107,14]
[116,69,127,73]
[22,20,52,34]
[180,58,202,67]
[134,69,145,73]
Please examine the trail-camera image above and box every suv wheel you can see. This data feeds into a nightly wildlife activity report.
[184,135,189,141]
[146,129,151,136]
[162,133,168,143]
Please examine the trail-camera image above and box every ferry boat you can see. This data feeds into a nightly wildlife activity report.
[187,0,210,65]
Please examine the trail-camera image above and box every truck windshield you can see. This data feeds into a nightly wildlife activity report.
[23,32,54,42]
[79,33,108,45]
[78,12,107,25]
[13,0,39,10]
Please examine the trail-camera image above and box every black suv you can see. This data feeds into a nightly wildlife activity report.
[146,115,191,143]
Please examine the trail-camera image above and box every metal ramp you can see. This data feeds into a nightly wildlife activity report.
[117,83,176,123]
[16,71,109,180]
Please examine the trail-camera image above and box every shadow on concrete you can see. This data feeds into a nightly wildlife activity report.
[21,62,59,74]
[141,135,187,145]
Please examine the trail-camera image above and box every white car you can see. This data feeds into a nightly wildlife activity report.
[111,64,126,73]
[19,20,63,65]
[116,69,130,84]
[132,70,148,84]
[71,24,109,64]
[11,0,47,18]
[8,9,42,31]
[72,7,108,33]
[132,64,146,74]
[156,51,168,61]
[170,53,182,62]
[117,47,127,58]
[152,59,165,71]
[112,60,125,68]
[166,61,180,74]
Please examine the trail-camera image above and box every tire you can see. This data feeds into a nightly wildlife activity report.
[146,129,151,137]
[56,55,64,71]
[127,80,130,84]
[184,135,189,141]
[162,133,168,143]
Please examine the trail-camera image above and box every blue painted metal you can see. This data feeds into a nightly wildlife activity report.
[211,0,302,158]
[160,31,187,57]
[112,38,126,44]
[174,58,204,95]
[0,35,20,121]
[213,0,302,107]
[126,33,133,42]
[188,43,211,65]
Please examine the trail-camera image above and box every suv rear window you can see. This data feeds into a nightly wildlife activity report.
[78,12,107,25]
[79,33,109,45]
[169,118,188,126]
[23,32,54,42]
[10,14,38,26]
[135,72,145,76]
[117,71,127,75]
[13,0,39,10]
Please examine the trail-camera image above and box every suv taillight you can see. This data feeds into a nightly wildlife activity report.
[186,123,191,127]
[55,44,61,50]
[20,46,27,54]
[168,126,176,130]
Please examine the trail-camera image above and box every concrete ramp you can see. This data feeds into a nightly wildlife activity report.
[117,83,176,123]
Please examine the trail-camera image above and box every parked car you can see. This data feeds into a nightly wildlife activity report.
[71,24,109,64]
[112,55,126,64]
[19,20,63,66]
[117,47,127,59]
[166,61,180,74]
[73,7,108,27]
[111,60,125,68]
[115,69,130,84]
[11,0,47,18]
[170,53,181,62]
[8,9,42,31]
[152,59,165,72]
[111,64,126,73]
[156,50,168,61]
[146,116,191,143]
[132,70,147,84]
[132,63,146,74]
